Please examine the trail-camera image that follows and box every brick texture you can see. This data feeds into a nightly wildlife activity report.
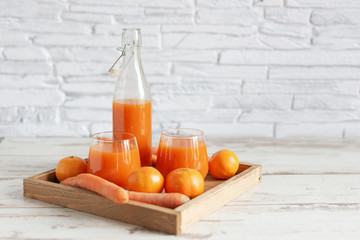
[1,0,360,138]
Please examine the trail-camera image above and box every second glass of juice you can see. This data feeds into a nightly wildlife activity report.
[156,128,209,179]
[87,131,141,189]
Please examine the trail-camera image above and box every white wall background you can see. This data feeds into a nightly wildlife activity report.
[1,0,360,138]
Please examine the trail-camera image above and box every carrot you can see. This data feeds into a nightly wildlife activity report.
[151,146,158,155]
[128,191,190,209]
[151,154,157,165]
[151,146,158,165]
[61,173,189,208]
[61,173,129,204]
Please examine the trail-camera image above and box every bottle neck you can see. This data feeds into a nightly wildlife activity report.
[113,44,150,101]
[121,47,141,68]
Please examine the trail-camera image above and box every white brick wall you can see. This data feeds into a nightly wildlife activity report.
[1,0,360,138]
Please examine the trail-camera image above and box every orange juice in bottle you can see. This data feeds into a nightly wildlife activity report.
[112,29,152,166]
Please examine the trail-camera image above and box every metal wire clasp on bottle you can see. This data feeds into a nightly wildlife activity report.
[108,46,127,73]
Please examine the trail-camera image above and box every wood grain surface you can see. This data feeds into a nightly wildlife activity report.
[1,137,360,239]
[23,163,261,234]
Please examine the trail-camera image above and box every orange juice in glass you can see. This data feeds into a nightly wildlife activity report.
[156,128,208,179]
[87,131,141,189]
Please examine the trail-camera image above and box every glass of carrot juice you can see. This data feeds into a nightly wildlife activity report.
[156,128,208,179]
[87,131,141,189]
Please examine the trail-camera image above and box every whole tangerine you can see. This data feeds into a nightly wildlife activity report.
[208,150,239,179]
[55,156,87,182]
[165,168,204,198]
[128,167,164,193]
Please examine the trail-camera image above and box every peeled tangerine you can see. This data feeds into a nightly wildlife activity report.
[209,150,239,179]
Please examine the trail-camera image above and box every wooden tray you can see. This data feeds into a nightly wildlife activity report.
[23,162,262,235]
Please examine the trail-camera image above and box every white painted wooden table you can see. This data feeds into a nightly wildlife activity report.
[1,137,359,239]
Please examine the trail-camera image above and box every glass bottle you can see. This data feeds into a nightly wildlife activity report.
[112,28,152,166]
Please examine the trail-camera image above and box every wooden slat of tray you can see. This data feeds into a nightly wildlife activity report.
[23,162,262,235]
[177,164,262,232]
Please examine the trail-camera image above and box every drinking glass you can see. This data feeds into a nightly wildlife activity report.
[87,131,141,189]
[156,128,208,179]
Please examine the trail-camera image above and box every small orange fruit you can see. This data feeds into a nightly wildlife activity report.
[209,150,239,179]
[55,156,87,182]
[128,167,164,193]
[165,168,204,198]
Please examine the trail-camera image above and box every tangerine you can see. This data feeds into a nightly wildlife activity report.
[55,156,87,182]
[208,150,239,179]
[127,167,164,193]
[165,168,204,198]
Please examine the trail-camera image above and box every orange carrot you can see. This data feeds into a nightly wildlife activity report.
[151,154,157,165]
[151,146,158,165]
[128,191,190,209]
[151,146,158,155]
[61,173,129,204]
[61,173,189,208]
